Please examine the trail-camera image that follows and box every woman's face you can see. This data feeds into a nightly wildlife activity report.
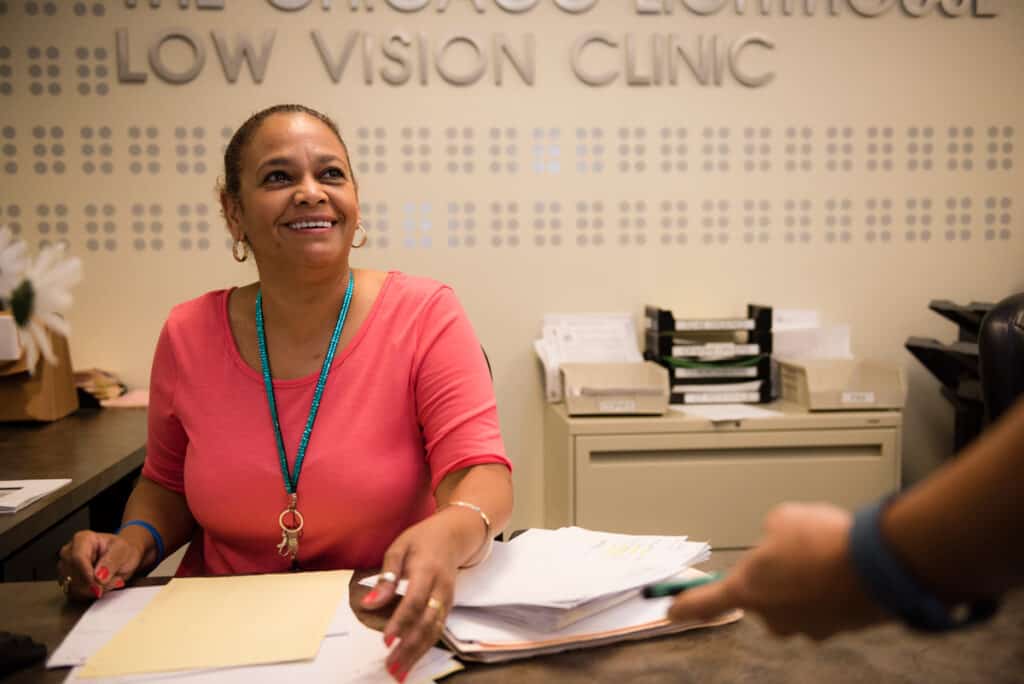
[224,112,359,276]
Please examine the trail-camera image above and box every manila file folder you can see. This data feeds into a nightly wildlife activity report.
[561,361,669,416]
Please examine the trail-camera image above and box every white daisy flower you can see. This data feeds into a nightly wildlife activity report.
[9,243,82,373]
[0,226,28,299]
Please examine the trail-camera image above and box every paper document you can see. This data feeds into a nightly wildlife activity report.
[77,570,351,678]
[670,404,784,422]
[0,479,71,513]
[54,582,461,684]
[362,527,710,631]
[534,314,641,402]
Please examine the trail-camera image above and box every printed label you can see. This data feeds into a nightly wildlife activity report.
[599,399,637,412]
[842,391,876,405]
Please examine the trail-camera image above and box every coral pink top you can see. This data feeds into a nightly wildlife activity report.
[142,271,510,576]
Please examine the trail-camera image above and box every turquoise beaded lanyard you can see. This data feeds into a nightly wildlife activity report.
[255,271,354,565]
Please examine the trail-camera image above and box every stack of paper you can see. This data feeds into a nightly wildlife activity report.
[443,567,742,663]
[533,314,642,402]
[363,527,711,633]
[0,479,71,513]
[49,571,461,684]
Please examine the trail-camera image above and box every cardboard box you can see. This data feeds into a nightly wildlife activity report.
[0,328,80,422]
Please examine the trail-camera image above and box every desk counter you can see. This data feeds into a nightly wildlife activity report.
[2,579,1022,684]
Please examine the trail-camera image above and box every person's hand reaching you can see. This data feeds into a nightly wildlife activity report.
[667,503,887,639]
[57,530,144,601]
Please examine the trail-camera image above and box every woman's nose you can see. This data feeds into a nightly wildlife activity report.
[293,176,326,205]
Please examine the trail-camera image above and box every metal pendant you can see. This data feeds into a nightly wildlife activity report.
[277,494,304,562]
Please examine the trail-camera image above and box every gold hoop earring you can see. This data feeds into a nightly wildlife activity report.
[232,238,249,263]
[352,222,368,249]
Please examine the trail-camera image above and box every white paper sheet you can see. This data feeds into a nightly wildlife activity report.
[0,479,71,513]
[670,404,784,422]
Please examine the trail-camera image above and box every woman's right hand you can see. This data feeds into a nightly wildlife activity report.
[57,530,145,601]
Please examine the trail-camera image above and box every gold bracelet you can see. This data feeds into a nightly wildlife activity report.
[445,500,492,568]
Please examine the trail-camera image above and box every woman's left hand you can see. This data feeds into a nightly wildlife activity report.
[360,514,461,683]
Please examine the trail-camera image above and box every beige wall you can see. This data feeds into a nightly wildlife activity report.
[1,1,1021,532]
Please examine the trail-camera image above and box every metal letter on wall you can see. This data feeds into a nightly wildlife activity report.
[847,0,896,16]
[436,0,485,12]
[211,31,276,83]
[494,0,539,12]
[729,33,775,87]
[680,0,729,15]
[493,33,535,86]
[385,0,431,11]
[381,31,413,85]
[553,0,598,14]
[116,29,147,83]
[571,32,618,86]
[312,30,361,83]
[267,0,312,9]
[435,35,487,86]
[148,28,206,84]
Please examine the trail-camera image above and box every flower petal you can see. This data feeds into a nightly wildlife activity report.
[28,318,56,367]
[18,327,39,375]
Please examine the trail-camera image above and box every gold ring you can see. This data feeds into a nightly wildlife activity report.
[427,596,444,613]
[58,575,72,595]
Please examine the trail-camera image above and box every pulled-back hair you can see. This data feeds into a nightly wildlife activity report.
[220,104,355,200]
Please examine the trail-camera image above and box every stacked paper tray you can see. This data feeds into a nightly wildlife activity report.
[645,304,775,404]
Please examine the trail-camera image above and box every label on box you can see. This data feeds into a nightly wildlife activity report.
[841,391,876,405]
[599,399,636,412]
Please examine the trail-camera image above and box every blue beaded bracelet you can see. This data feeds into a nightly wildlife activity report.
[118,519,165,566]
[849,496,998,633]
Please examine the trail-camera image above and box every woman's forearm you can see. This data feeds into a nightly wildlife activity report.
[883,397,1024,602]
[120,476,196,569]
[435,464,513,567]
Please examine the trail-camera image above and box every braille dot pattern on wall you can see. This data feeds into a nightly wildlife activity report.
[827,127,856,173]
[699,199,732,244]
[488,127,519,174]
[84,202,117,252]
[531,201,563,247]
[176,202,211,252]
[701,127,731,173]
[741,199,772,244]
[783,199,816,244]
[444,127,475,175]
[574,127,604,174]
[401,202,431,248]
[902,197,933,243]
[174,126,207,175]
[659,200,688,246]
[446,201,477,248]
[657,127,688,174]
[400,127,432,175]
[74,45,110,96]
[30,125,66,175]
[355,127,388,175]
[615,127,646,173]
[80,125,113,174]
[0,203,22,236]
[32,202,69,251]
[531,128,560,175]
[130,202,165,251]
[863,197,893,243]
[360,201,389,248]
[946,126,976,172]
[27,45,61,96]
[822,198,853,244]
[128,126,161,175]
[982,196,1012,242]
[905,127,935,172]
[1,124,16,173]
[985,126,1015,171]
[489,201,520,248]
[73,1,106,17]
[742,127,772,173]
[784,127,813,173]
[943,196,973,241]
[612,200,644,247]
[0,45,12,96]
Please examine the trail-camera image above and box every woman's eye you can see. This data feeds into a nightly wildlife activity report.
[264,170,289,184]
[322,167,345,180]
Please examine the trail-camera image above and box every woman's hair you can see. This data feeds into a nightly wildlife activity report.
[220,104,355,200]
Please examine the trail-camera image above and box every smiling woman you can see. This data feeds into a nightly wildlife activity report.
[57,104,514,684]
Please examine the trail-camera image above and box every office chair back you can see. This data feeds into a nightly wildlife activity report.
[978,292,1024,422]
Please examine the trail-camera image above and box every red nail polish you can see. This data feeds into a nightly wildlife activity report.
[114,579,125,589]
[386,661,398,675]
[91,585,103,599]
[96,567,109,582]
[364,589,379,603]
[398,670,407,683]
[384,634,395,647]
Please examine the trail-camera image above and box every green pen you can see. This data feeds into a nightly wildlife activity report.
[642,571,724,599]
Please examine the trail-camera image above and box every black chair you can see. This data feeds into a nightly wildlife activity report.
[978,292,1024,422]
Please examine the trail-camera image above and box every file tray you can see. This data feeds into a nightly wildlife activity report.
[778,358,906,411]
[561,362,669,416]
